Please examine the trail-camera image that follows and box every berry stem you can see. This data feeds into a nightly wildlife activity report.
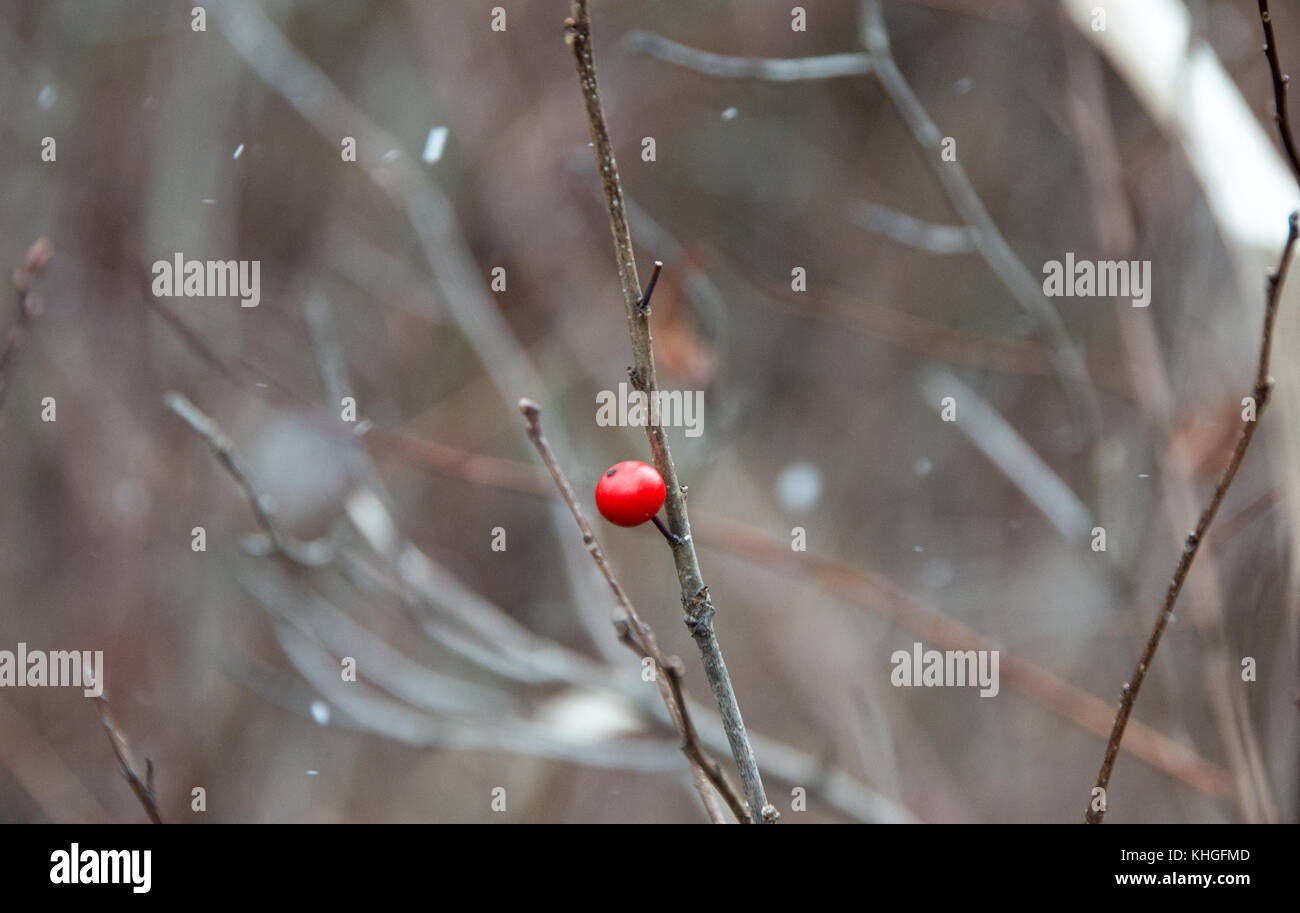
[652,513,682,546]
[568,0,771,820]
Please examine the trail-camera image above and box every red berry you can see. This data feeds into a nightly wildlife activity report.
[595,461,666,527]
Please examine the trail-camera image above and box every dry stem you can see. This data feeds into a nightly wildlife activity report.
[96,694,163,824]
[520,398,748,823]
[1086,0,1300,824]
[1260,0,1300,184]
[1084,213,1299,822]
[564,0,771,819]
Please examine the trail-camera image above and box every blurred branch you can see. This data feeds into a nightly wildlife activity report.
[138,277,552,499]
[96,694,163,824]
[565,0,771,821]
[853,202,976,254]
[1061,21,1275,823]
[209,0,595,646]
[260,414,1232,801]
[735,266,1131,393]
[1085,213,1299,823]
[624,30,872,80]
[211,0,552,440]
[258,617,687,773]
[337,504,913,820]
[519,397,748,823]
[858,0,1097,443]
[1259,0,1300,185]
[0,239,53,414]
[626,6,1100,440]
[164,391,335,566]
[137,270,292,399]
[692,513,1235,801]
[920,370,1091,540]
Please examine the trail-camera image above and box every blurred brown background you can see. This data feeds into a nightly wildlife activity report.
[0,0,1296,823]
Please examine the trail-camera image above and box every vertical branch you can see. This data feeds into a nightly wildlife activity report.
[564,0,772,820]
[1259,0,1300,184]
[1085,214,1299,823]
[520,398,748,822]
[1087,0,1300,824]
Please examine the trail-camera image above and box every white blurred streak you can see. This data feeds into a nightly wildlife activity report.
[271,621,682,771]
[1061,0,1300,249]
[534,690,643,744]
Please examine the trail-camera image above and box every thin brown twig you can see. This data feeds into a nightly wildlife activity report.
[1085,213,1299,823]
[564,0,772,821]
[519,398,748,823]
[1062,20,1275,821]
[1260,0,1300,185]
[95,694,163,824]
[1085,3,1300,822]
[0,239,54,414]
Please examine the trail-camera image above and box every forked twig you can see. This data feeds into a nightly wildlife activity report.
[564,0,772,821]
[519,398,748,823]
[1085,213,1299,822]
[96,694,163,824]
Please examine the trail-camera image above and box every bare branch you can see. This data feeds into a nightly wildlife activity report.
[1259,0,1300,185]
[564,0,772,821]
[519,398,749,823]
[96,694,163,824]
[693,512,1234,801]
[1085,213,1299,823]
